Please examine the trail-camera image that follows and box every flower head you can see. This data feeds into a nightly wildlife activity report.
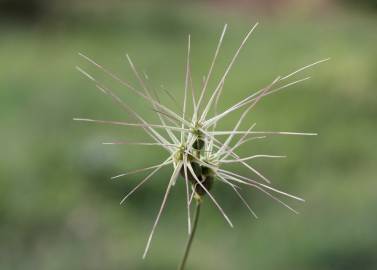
[75,23,329,258]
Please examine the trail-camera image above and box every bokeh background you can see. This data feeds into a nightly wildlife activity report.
[1,0,376,269]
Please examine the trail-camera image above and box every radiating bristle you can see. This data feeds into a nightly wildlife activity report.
[200,23,259,122]
[142,162,183,259]
[196,24,228,115]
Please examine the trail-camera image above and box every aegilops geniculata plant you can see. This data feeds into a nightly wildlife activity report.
[74,23,328,269]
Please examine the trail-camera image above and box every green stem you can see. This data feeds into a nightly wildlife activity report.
[178,200,201,270]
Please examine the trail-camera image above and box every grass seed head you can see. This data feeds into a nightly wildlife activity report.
[75,23,328,258]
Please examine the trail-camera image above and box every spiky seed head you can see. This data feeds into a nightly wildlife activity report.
[75,23,328,258]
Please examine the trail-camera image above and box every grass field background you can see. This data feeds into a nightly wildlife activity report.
[1,1,376,269]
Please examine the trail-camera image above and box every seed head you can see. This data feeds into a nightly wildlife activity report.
[75,23,329,258]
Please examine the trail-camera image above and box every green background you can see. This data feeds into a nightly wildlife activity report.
[1,1,376,269]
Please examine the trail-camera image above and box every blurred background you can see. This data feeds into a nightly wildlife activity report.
[1,0,376,269]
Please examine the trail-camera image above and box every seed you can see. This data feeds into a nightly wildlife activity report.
[192,138,205,150]
[179,161,202,183]
[179,162,215,197]
[194,175,214,196]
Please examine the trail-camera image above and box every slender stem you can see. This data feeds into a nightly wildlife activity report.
[178,199,201,270]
